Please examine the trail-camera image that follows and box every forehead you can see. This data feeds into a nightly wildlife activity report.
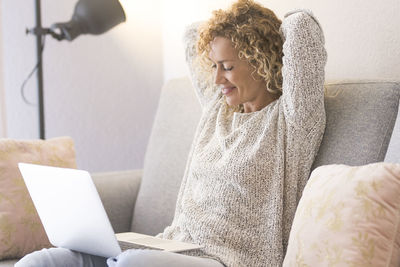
[209,37,239,62]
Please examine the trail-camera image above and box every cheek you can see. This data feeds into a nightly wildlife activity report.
[242,76,261,92]
[227,73,242,88]
[235,79,250,95]
[231,69,250,88]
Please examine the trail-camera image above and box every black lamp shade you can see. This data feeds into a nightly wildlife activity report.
[51,0,126,41]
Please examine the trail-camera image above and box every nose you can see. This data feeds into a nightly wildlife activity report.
[214,66,226,85]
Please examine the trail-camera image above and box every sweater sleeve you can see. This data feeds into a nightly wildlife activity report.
[183,22,221,109]
[280,10,327,131]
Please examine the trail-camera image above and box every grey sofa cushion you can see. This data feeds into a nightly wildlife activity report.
[385,98,400,163]
[131,77,202,235]
[313,81,400,169]
[92,169,142,233]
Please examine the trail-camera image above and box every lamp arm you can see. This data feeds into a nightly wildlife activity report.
[26,26,66,41]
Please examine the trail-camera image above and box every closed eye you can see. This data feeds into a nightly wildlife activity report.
[211,64,233,71]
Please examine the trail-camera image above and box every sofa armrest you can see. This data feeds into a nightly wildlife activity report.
[91,169,142,233]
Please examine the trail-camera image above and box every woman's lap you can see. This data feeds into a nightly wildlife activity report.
[16,248,224,267]
[108,249,224,267]
[15,248,108,267]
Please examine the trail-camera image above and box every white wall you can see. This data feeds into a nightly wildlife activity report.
[0,0,6,138]
[1,0,163,172]
[163,0,400,83]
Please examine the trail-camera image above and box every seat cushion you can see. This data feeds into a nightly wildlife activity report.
[131,77,202,235]
[313,81,400,169]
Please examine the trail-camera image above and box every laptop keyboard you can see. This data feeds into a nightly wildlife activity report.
[118,240,162,251]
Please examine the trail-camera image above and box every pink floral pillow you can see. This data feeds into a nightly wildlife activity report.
[0,137,76,260]
[283,163,400,267]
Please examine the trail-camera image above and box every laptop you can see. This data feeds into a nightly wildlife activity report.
[18,163,203,258]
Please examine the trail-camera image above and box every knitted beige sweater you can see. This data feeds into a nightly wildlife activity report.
[160,10,327,267]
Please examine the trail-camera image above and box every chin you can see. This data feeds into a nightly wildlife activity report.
[225,97,239,107]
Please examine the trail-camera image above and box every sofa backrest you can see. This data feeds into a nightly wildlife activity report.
[131,77,202,235]
[131,77,400,235]
[312,81,400,169]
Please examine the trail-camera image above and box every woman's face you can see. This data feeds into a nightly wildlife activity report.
[209,36,274,113]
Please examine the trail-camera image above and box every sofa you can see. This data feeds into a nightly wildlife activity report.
[1,78,399,266]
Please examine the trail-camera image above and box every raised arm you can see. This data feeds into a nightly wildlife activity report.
[280,10,327,131]
[183,22,220,108]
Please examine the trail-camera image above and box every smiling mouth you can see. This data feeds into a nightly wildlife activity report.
[222,87,236,95]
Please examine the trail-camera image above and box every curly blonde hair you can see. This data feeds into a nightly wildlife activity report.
[197,0,283,96]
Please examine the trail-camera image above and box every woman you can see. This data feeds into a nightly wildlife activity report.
[158,1,326,266]
[16,0,326,266]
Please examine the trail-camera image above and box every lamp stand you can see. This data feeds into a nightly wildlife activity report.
[34,0,45,139]
[27,0,126,140]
